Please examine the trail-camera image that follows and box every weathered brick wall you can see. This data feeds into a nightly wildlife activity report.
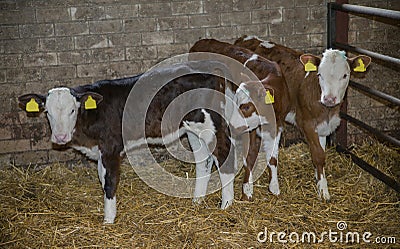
[0,0,397,166]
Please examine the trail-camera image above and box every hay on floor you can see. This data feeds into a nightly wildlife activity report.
[0,141,399,248]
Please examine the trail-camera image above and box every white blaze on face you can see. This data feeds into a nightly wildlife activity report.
[318,49,351,107]
[45,87,80,144]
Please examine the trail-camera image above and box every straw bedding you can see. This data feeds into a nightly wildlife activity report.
[0,141,399,248]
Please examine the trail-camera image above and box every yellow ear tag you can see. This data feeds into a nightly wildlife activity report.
[265,90,274,104]
[84,95,97,110]
[304,60,317,72]
[353,58,366,72]
[26,98,39,112]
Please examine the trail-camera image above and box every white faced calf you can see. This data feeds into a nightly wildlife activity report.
[19,71,244,224]
[235,35,371,201]
[300,49,366,107]
[45,88,102,144]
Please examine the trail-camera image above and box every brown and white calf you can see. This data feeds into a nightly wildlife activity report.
[235,35,371,200]
[18,62,260,223]
[190,39,291,200]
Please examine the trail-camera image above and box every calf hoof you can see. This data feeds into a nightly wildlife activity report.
[103,217,115,224]
[317,178,331,201]
[240,194,253,202]
[103,196,116,224]
[220,198,233,210]
[269,180,280,196]
[242,182,253,201]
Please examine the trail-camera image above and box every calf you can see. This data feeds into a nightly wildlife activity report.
[18,62,255,223]
[235,35,371,200]
[190,39,290,200]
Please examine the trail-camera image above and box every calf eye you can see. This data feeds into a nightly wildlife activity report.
[343,74,348,79]
[70,109,75,115]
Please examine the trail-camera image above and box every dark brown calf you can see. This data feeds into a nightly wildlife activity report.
[19,63,238,223]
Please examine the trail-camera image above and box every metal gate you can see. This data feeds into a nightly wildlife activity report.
[327,2,400,192]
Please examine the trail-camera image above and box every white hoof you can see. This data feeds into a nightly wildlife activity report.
[269,180,280,196]
[104,196,116,224]
[103,217,115,224]
[242,182,253,200]
[317,178,331,201]
[220,198,234,210]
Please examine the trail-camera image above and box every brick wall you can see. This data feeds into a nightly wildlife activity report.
[0,0,398,166]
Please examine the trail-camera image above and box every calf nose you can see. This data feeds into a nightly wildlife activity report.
[55,134,67,143]
[322,96,337,107]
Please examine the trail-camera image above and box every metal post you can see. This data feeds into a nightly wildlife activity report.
[331,0,349,147]
[327,3,336,48]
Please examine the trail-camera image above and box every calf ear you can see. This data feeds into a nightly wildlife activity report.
[18,94,46,113]
[78,92,103,110]
[300,54,321,72]
[348,55,371,77]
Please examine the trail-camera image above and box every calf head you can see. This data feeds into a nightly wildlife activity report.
[230,79,270,136]
[18,87,103,145]
[300,49,371,107]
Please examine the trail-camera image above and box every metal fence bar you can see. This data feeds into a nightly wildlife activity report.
[328,2,400,194]
[336,145,400,193]
[340,112,400,147]
[333,42,400,66]
[349,80,400,107]
[330,3,400,20]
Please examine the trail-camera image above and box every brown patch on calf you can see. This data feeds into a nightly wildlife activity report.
[234,35,263,51]
[267,165,272,182]
[267,157,278,183]
[239,102,256,118]
[269,157,277,166]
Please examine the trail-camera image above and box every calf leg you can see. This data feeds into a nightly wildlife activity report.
[258,130,278,196]
[241,129,259,201]
[316,135,329,200]
[216,128,236,209]
[303,126,330,201]
[268,127,282,196]
[219,170,235,209]
[187,132,213,204]
[98,151,120,223]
